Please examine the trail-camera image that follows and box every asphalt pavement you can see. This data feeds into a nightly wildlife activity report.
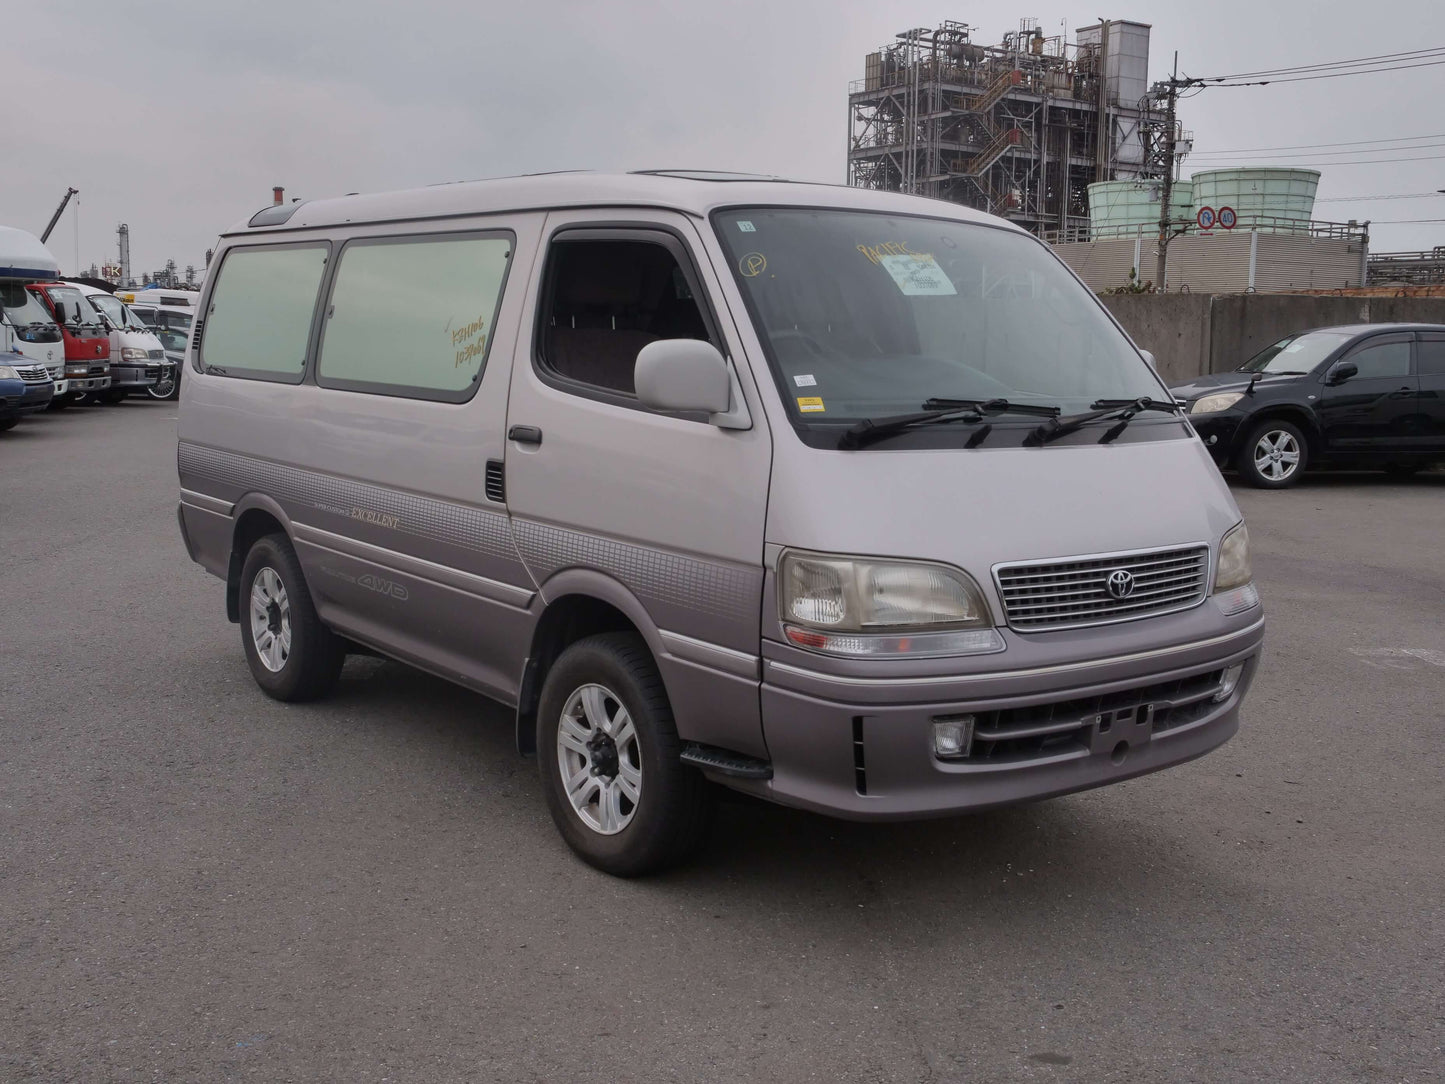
[2,401,1441,1082]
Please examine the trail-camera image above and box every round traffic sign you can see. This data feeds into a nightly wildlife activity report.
[1218,206,1238,230]
[1196,206,1216,231]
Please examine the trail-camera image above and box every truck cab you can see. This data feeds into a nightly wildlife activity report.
[117,289,195,399]
[0,226,67,399]
[27,282,111,404]
[71,282,164,401]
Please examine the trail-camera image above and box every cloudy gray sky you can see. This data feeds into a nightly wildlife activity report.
[7,0,1444,276]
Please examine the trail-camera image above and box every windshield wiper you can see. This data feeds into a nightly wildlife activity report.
[839,408,983,450]
[839,398,1061,450]
[922,397,1062,418]
[1025,397,1179,447]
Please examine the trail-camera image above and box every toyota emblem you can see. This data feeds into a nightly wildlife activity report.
[1105,569,1135,599]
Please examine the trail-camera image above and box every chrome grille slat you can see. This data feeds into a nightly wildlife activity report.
[996,545,1210,631]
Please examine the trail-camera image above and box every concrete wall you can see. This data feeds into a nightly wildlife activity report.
[1100,293,1445,383]
[1099,294,1212,384]
[1055,232,1364,293]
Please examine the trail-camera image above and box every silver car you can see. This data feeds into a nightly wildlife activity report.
[176,172,1264,875]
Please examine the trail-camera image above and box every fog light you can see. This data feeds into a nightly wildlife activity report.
[933,715,975,759]
[1213,664,1245,703]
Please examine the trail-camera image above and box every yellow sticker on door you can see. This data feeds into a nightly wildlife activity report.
[796,396,826,413]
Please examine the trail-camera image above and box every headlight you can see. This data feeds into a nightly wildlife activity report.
[1191,391,1245,415]
[1213,523,1258,615]
[0,364,18,380]
[778,551,1003,658]
[121,347,148,361]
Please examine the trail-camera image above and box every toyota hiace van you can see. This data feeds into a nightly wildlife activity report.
[177,173,1264,874]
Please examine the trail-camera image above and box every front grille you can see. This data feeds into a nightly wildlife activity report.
[148,349,164,360]
[14,365,49,383]
[995,545,1209,631]
[89,364,107,376]
[144,366,160,379]
[961,668,1227,765]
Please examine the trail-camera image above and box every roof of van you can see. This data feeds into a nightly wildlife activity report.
[223,171,1015,237]
[0,225,61,281]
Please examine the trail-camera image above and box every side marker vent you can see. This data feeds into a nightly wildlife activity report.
[485,459,505,504]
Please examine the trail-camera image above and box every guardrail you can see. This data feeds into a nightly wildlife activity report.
[1042,215,1369,245]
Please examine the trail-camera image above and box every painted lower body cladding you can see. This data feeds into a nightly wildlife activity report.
[729,608,1264,821]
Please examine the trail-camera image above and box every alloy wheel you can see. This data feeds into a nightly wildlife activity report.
[1253,430,1301,482]
[556,683,642,835]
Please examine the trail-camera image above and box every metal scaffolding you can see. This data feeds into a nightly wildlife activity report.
[847,18,1177,237]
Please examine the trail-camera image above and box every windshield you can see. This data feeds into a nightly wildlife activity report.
[1240,330,1353,374]
[0,283,58,327]
[714,208,1163,423]
[154,309,193,354]
[45,286,105,329]
[87,292,126,327]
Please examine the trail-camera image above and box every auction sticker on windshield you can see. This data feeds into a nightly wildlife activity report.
[797,396,826,413]
[878,253,957,296]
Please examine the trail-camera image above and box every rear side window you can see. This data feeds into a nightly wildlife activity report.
[1417,337,1445,376]
[201,245,329,381]
[317,232,513,401]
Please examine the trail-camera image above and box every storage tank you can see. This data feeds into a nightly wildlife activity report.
[1188,168,1319,232]
[1087,180,1193,239]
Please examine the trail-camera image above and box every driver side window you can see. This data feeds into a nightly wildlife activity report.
[1345,340,1410,380]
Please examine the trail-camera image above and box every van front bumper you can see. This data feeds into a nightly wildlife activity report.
[110,364,159,390]
[740,609,1264,820]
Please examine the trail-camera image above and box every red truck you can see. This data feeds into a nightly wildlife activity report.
[27,282,110,406]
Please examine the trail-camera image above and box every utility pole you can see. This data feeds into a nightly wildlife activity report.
[1153,55,1204,290]
[1155,53,1179,291]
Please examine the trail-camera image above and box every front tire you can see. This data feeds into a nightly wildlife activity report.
[1237,419,1308,488]
[537,632,711,876]
[239,533,344,701]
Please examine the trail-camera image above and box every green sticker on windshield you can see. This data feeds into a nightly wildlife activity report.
[879,253,956,296]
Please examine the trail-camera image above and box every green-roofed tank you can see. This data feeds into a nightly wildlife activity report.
[1087,180,1193,240]
[1188,168,1319,231]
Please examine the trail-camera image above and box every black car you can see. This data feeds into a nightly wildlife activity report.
[1170,324,1445,488]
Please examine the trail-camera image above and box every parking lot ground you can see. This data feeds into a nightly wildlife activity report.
[2,403,1442,1082]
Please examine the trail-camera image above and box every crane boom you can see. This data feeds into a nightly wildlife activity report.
[40,187,79,244]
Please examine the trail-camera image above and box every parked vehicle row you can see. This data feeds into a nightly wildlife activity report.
[1,225,183,435]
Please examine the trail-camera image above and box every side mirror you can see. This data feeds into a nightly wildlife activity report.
[1327,361,1358,386]
[1139,349,1157,371]
[635,339,731,415]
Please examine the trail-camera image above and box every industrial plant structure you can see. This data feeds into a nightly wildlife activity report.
[846,18,1178,236]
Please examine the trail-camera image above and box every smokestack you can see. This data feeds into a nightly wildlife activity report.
[273,186,285,205]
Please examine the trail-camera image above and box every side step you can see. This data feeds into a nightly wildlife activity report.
[680,743,773,780]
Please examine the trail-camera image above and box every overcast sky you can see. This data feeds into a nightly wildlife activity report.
[7,0,1444,276]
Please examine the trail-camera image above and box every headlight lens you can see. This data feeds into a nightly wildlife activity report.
[1191,391,1245,415]
[1214,523,1252,591]
[0,364,18,380]
[779,551,1002,657]
[121,347,148,361]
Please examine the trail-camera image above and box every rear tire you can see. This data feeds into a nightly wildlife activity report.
[239,533,344,701]
[537,632,711,876]
[0,417,18,432]
[1237,419,1308,488]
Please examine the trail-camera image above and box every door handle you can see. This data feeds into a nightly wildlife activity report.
[508,424,543,446]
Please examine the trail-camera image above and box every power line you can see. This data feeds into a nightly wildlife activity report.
[1206,46,1445,80]
[1209,57,1445,86]
[1315,193,1445,202]
[1190,140,1445,162]
[1191,132,1445,155]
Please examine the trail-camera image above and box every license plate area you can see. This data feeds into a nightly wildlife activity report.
[1088,703,1154,755]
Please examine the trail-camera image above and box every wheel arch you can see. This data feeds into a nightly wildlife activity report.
[225,495,295,624]
[515,569,669,756]
[1237,405,1323,462]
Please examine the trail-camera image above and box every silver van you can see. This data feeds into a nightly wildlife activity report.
[176,172,1264,874]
